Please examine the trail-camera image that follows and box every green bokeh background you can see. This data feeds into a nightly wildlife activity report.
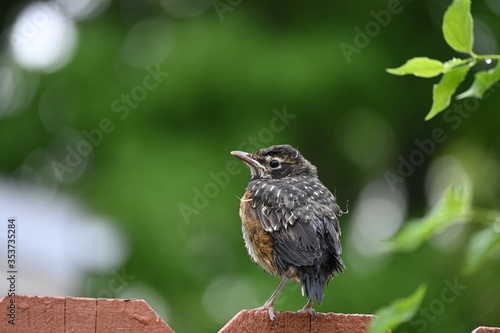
[1,0,499,332]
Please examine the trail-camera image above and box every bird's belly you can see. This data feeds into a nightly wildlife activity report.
[239,193,277,276]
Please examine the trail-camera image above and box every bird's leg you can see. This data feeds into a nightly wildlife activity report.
[298,299,316,317]
[255,266,297,322]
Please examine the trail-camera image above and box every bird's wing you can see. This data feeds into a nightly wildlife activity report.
[250,177,342,267]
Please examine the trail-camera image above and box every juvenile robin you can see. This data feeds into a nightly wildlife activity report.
[231,144,345,322]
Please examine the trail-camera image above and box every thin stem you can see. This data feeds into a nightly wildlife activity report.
[474,54,500,60]
[467,207,500,226]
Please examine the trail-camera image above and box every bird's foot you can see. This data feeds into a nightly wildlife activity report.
[254,304,278,323]
[297,307,316,318]
[298,299,316,318]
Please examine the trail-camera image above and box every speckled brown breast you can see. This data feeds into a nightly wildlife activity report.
[239,190,277,275]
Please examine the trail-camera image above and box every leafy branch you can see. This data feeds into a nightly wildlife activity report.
[370,2,500,331]
[389,180,500,275]
[369,285,427,333]
[369,182,500,333]
[386,0,500,120]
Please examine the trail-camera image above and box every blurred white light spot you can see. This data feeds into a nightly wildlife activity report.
[0,63,39,118]
[0,65,16,116]
[485,58,492,65]
[425,155,467,207]
[122,20,173,68]
[346,179,407,273]
[202,274,257,323]
[0,177,128,296]
[9,2,78,72]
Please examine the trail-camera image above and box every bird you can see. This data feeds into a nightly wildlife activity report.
[231,144,345,322]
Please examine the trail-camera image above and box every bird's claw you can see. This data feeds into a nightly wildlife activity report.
[298,307,316,318]
[254,304,278,323]
[268,308,278,323]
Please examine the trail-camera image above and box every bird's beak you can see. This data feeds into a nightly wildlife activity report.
[231,151,265,172]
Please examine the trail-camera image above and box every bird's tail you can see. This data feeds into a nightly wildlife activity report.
[299,256,344,304]
[301,270,326,304]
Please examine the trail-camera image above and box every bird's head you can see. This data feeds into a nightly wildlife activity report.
[231,144,317,180]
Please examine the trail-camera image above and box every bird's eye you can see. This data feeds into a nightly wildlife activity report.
[269,159,280,168]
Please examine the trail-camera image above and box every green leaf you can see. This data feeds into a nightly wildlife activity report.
[443,57,473,73]
[390,181,472,252]
[464,226,500,275]
[369,284,427,333]
[457,63,500,99]
[386,57,444,78]
[442,0,474,54]
[425,64,470,120]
